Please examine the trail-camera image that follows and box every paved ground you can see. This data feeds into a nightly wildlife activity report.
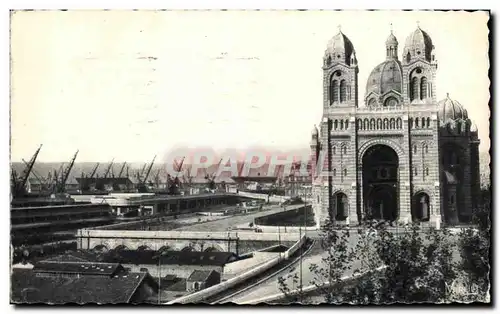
[173,204,305,232]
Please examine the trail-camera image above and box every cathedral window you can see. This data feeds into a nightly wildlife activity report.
[330,80,339,104]
[449,194,455,205]
[333,147,336,155]
[415,118,419,128]
[410,77,419,101]
[425,145,429,154]
[413,145,417,154]
[343,146,347,154]
[425,167,429,176]
[344,169,347,176]
[334,120,338,130]
[420,77,428,100]
[340,80,347,102]
[427,117,431,128]
[414,167,418,176]
[406,52,411,63]
[368,98,376,107]
[345,120,349,129]
[340,120,344,130]
[333,169,337,177]
[384,97,398,107]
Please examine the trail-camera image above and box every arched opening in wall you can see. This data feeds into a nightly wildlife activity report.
[363,119,369,130]
[383,118,389,130]
[204,246,221,253]
[194,282,200,291]
[376,119,382,130]
[345,120,349,129]
[420,77,428,100]
[368,98,376,107]
[93,245,109,253]
[362,145,399,222]
[340,120,344,130]
[389,118,396,129]
[370,119,376,130]
[137,245,151,251]
[412,192,430,222]
[427,117,431,128]
[115,245,128,251]
[330,80,338,104]
[410,77,419,101]
[181,246,194,252]
[396,118,402,129]
[331,192,349,221]
[384,97,398,107]
[334,120,338,130]
[406,51,411,63]
[158,246,171,253]
[333,147,336,155]
[357,119,362,130]
[340,80,347,102]
[441,143,465,224]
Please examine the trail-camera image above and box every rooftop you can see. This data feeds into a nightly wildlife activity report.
[187,270,216,282]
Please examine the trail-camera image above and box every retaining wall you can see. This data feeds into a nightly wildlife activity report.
[166,234,307,304]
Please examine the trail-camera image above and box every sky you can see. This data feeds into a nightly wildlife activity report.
[10,10,490,162]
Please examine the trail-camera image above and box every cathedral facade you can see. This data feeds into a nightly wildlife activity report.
[310,25,481,228]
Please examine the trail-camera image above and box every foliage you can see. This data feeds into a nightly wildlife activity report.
[277,219,490,304]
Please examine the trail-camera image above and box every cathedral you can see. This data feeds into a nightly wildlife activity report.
[310,25,481,228]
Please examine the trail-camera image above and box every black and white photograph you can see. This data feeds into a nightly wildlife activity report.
[8,9,491,305]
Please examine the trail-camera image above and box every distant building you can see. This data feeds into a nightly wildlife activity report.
[10,261,158,304]
[186,270,221,292]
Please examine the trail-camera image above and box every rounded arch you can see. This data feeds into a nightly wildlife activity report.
[361,144,400,222]
[158,246,171,253]
[93,244,109,253]
[356,118,362,130]
[181,246,194,252]
[137,245,152,251]
[389,118,396,130]
[384,96,399,107]
[376,118,382,130]
[340,80,347,102]
[204,244,224,253]
[396,118,402,130]
[363,118,369,130]
[358,139,405,162]
[412,191,430,222]
[331,191,349,221]
[114,245,128,251]
[368,97,377,107]
[370,119,376,130]
[334,119,338,130]
[383,118,389,130]
[420,77,428,100]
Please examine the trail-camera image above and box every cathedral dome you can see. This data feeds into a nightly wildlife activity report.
[438,94,468,122]
[366,59,403,96]
[386,32,398,46]
[403,26,434,62]
[325,30,355,66]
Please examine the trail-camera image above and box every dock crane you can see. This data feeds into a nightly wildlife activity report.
[22,159,53,194]
[168,156,185,195]
[96,158,114,191]
[80,162,100,192]
[54,150,78,194]
[205,158,222,191]
[11,145,43,198]
[137,156,156,193]
[112,162,127,191]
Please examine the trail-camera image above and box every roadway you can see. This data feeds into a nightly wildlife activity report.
[172,204,305,232]
[224,233,369,304]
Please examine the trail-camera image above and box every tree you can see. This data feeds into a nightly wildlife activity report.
[456,206,490,302]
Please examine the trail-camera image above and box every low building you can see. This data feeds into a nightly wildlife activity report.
[41,250,239,280]
[11,261,158,304]
[186,270,221,292]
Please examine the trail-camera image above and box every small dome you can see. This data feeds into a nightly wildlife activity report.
[366,59,403,96]
[471,122,478,132]
[325,30,355,66]
[438,94,468,122]
[403,26,434,62]
[312,125,319,136]
[386,32,398,46]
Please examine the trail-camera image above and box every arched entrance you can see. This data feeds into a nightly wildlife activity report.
[331,192,349,221]
[412,192,430,222]
[362,144,399,221]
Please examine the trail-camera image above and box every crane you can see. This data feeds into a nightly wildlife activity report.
[12,145,43,198]
[112,162,128,192]
[137,156,156,193]
[54,150,78,194]
[96,158,114,191]
[117,162,127,177]
[168,157,185,195]
[22,159,52,194]
[206,158,222,191]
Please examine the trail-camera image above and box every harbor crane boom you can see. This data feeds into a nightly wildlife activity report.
[117,162,127,177]
[103,158,115,179]
[55,150,78,193]
[142,155,156,184]
[15,145,42,196]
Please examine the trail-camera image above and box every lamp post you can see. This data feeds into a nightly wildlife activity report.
[155,250,168,304]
